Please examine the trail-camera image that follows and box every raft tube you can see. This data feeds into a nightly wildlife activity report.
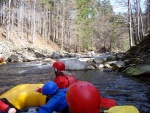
[0,84,46,110]
[0,61,6,65]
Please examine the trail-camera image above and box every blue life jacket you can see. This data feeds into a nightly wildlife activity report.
[38,88,68,113]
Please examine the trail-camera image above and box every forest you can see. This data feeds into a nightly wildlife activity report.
[0,0,149,53]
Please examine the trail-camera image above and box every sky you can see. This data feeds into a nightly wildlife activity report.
[109,0,146,13]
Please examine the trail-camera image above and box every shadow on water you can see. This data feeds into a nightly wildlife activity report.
[0,62,150,113]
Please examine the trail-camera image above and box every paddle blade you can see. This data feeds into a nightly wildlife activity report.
[100,97,116,108]
[104,105,140,113]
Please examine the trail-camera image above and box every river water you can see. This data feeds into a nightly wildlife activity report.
[0,62,150,113]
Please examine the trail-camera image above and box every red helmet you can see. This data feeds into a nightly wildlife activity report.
[66,81,101,113]
[52,61,65,71]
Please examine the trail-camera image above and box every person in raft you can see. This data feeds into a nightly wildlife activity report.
[0,98,20,113]
[35,61,77,93]
[66,81,101,113]
[37,81,69,113]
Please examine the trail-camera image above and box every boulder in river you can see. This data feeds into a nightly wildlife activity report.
[123,64,150,76]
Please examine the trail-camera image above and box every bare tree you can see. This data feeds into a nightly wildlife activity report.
[145,0,150,31]
[128,0,133,47]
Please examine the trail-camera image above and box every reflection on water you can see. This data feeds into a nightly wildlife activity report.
[0,62,150,113]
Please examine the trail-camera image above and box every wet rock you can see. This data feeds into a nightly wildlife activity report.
[87,51,96,57]
[93,56,107,64]
[115,52,125,60]
[123,64,150,76]
[60,58,87,70]
[51,52,61,59]
[124,58,141,66]
[109,61,125,71]
[34,52,45,58]
[60,58,97,70]
[103,63,112,68]
[7,54,22,62]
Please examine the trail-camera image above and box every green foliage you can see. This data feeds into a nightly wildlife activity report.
[80,27,93,49]
[101,0,113,15]
[123,37,130,51]
[42,0,53,10]
[76,0,96,50]
[76,0,96,21]
[110,14,129,51]
[111,15,119,50]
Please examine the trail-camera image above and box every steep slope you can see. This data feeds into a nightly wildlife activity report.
[0,27,60,54]
[125,30,150,64]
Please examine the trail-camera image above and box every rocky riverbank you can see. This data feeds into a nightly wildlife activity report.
[1,29,150,77]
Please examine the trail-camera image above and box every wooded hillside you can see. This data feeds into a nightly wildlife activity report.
[0,0,149,53]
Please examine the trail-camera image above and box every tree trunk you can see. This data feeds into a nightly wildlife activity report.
[32,0,36,44]
[6,0,11,40]
[128,0,133,47]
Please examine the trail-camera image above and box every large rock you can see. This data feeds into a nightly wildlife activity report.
[51,52,61,59]
[123,64,150,76]
[110,61,125,71]
[93,56,107,64]
[61,58,87,70]
[60,58,97,70]
[104,61,125,71]
[7,54,22,62]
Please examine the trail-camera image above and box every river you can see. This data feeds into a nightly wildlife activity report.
[0,62,150,113]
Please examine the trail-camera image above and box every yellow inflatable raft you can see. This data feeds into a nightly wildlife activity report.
[0,61,6,65]
[0,84,140,113]
[0,84,46,110]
